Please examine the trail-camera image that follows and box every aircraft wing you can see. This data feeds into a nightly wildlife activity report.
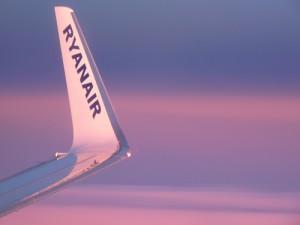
[0,6,130,217]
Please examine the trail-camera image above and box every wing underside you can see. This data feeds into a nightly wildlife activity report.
[0,151,127,217]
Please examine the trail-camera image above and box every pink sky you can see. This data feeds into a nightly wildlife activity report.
[0,91,300,223]
[0,91,299,188]
[1,185,300,225]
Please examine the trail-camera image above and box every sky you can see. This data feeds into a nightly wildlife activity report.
[0,0,300,94]
[1,185,300,225]
[0,0,300,224]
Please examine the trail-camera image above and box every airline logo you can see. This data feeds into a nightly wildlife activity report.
[63,24,101,119]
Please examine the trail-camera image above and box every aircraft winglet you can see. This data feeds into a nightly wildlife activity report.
[0,7,131,217]
[55,7,129,154]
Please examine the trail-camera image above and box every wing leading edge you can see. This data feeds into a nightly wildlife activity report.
[0,6,131,217]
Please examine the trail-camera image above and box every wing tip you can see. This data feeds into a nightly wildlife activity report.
[54,6,74,13]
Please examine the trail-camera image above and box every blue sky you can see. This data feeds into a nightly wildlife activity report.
[0,1,299,94]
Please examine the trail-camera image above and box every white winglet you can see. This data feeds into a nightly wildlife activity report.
[55,7,128,154]
[0,7,130,217]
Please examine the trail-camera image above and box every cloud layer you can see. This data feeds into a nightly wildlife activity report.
[2,185,300,225]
